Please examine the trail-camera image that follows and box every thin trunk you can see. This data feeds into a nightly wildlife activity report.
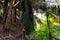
[11,0,16,24]
[3,0,9,35]
[3,0,8,23]
[46,8,52,40]
[14,7,16,22]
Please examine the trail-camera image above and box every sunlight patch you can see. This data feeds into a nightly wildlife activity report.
[53,23,60,25]
[35,20,40,31]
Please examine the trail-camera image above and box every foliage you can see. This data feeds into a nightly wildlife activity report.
[0,38,3,40]
[32,21,49,40]
[32,11,60,40]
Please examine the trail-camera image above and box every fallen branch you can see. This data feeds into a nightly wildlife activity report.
[25,35,34,40]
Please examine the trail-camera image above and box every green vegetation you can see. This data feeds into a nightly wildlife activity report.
[31,17,60,40]
[0,0,60,40]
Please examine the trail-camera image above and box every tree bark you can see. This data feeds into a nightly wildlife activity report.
[4,0,14,35]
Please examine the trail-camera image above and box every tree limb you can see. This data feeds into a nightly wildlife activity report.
[13,1,20,7]
[51,13,60,18]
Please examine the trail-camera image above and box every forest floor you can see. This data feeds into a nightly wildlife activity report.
[0,23,60,40]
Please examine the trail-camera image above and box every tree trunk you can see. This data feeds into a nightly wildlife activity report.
[4,0,14,35]
[3,0,8,23]
[46,8,52,40]
[22,0,34,35]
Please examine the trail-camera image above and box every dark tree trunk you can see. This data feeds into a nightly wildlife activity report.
[21,0,25,13]
[46,8,52,40]
[22,0,34,34]
[3,0,8,23]
[14,7,16,22]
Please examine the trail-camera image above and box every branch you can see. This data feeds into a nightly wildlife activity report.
[13,1,20,7]
[34,15,42,24]
[51,13,60,18]
[25,35,34,40]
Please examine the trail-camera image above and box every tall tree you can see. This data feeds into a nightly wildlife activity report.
[22,0,34,34]
[4,0,12,35]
